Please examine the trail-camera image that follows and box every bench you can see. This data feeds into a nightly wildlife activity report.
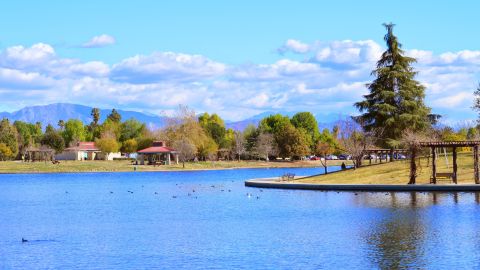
[280,173,296,181]
[430,172,454,184]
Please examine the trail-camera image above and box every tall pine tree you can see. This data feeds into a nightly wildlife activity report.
[355,23,430,148]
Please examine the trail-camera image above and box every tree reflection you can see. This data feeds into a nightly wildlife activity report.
[356,191,480,268]
[366,210,426,268]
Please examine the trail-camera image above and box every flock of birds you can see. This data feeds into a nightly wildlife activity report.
[60,181,264,201]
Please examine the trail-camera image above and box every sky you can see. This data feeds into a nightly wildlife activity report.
[0,0,479,124]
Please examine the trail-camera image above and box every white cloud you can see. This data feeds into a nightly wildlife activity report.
[0,68,53,89]
[430,91,473,109]
[0,43,55,68]
[111,52,226,83]
[278,39,310,54]
[69,61,110,77]
[82,34,116,48]
[0,39,480,123]
[313,40,382,65]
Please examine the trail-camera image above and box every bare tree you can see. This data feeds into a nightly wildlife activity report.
[233,131,245,161]
[253,132,277,161]
[173,138,197,168]
[401,130,426,184]
[338,118,373,169]
[315,141,333,174]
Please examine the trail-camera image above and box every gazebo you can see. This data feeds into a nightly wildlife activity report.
[413,141,480,184]
[24,146,54,162]
[137,141,178,165]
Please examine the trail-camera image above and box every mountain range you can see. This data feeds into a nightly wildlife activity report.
[0,103,343,131]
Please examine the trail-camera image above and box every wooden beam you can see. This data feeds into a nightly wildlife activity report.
[475,145,479,184]
[452,147,458,184]
[432,147,437,184]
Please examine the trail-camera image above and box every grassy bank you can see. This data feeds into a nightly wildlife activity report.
[0,159,353,173]
[300,152,477,185]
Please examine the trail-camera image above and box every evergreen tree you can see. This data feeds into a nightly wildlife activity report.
[355,23,430,148]
[107,109,121,123]
[58,120,65,130]
[91,108,100,126]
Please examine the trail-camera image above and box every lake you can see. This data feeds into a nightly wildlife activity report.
[1,166,480,269]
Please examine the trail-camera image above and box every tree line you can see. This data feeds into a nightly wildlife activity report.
[0,104,345,162]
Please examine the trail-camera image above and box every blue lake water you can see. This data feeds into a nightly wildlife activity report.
[1,166,480,269]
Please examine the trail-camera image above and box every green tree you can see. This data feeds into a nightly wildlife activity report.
[243,124,259,154]
[275,123,310,159]
[95,137,120,160]
[354,23,431,148]
[259,114,291,134]
[40,129,65,154]
[198,113,226,146]
[63,119,86,146]
[101,118,121,140]
[291,112,320,149]
[121,138,138,154]
[0,119,19,158]
[120,118,146,142]
[136,137,153,151]
[197,136,218,160]
[221,128,235,150]
[162,105,213,159]
[45,124,55,134]
[318,128,338,150]
[107,109,121,123]
[467,127,478,140]
[13,121,41,151]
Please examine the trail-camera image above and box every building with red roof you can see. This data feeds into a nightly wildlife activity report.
[137,141,178,165]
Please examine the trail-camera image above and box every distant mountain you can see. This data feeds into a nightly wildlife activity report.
[225,111,278,131]
[0,103,348,132]
[0,103,167,130]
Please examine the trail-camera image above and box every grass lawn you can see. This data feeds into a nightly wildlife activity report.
[300,152,478,185]
[0,159,353,173]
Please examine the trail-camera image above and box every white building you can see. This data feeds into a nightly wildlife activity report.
[55,142,121,161]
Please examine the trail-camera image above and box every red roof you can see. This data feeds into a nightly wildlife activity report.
[65,142,100,152]
[138,146,176,153]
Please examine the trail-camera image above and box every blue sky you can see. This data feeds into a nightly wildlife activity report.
[0,0,478,123]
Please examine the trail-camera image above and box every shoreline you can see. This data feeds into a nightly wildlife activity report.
[245,178,480,192]
[0,160,339,175]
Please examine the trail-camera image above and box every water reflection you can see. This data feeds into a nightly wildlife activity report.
[357,192,480,269]
[354,191,480,208]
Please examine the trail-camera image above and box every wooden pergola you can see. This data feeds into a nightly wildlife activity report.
[417,141,480,184]
[24,146,54,163]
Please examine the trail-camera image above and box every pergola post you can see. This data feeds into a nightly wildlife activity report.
[431,146,437,184]
[408,147,417,184]
[474,145,479,184]
[452,147,458,184]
